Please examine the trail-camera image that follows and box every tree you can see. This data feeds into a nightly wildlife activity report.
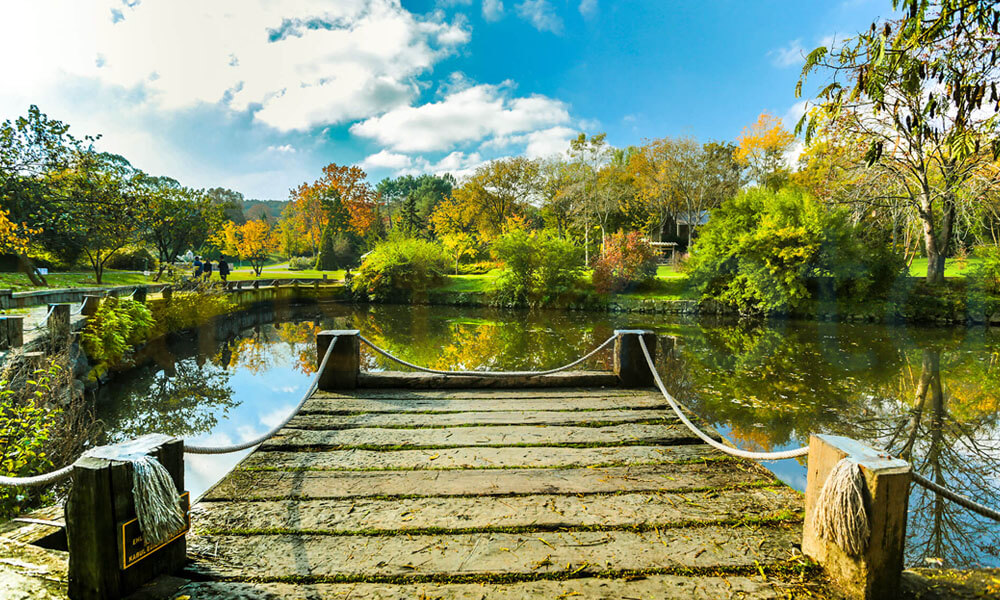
[798,0,1000,284]
[144,179,225,280]
[398,194,423,236]
[0,209,38,257]
[734,113,794,190]
[453,157,541,237]
[568,133,613,263]
[377,173,455,230]
[430,195,481,273]
[215,219,278,276]
[628,138,683,244]
[205,188,245,223]
[59,151,147,284]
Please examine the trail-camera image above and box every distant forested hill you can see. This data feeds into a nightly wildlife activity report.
[241,199,287,222]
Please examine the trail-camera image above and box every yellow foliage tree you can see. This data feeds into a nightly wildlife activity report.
[0,209,38,255]
[735,112,794,190]
[215,219,278,276]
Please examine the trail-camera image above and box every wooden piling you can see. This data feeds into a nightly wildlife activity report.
[316,330,360,390]
[161,286,173,303]
[65,434,187,600]
[0,315,25,350]
[81,296,102,316]
[132,288,147,303]
[48,304,71,350]
[802,434,910,600]
[613,330,657,387]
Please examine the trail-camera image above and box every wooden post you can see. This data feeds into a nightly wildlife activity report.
[802,434,910,600]
[0,289,12,310]
[48,303,71,350]
[252,280,260,289]
[66,434,187,600]
[132,288,147,303]
[0,315,25,350]
[161,286,173,303]
[81,295,102,316]
[316,330,360,390]
[613,329,656,387]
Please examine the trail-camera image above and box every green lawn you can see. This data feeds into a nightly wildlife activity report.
[435,272,499,293]
[0,270,155,292]
[908,257,978,278]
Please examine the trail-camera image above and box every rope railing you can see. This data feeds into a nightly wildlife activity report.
[359,332,619,377]
[910,470,1000,522]
[24,305,57,332]
[636,335,810,461]
[70,300,85,315]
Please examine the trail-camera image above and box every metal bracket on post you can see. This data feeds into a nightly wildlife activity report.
[316,330,360,390]
[802,434,910,600]
[613,329,656,387]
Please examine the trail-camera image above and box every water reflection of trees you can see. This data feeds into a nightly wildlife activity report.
[664,321,1000,567]
[99,359,237,441]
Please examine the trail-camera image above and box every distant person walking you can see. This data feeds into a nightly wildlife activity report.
[202,259,213,280]
[219,258,230,283]
[193,256,203,278]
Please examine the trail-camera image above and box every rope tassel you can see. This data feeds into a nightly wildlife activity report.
[812,458,871,557]
[130,455,186,546]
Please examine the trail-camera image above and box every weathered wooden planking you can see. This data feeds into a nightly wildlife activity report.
[312,387,652,400]
[193,488,800,534]
[260,423,716,450]
[174,575,805,600]
[301,395,669,414]
[284,409,674,430]
[186,526,802,580]
[358,371,620,389]
[236,444,722,471]
[201,463,775,501]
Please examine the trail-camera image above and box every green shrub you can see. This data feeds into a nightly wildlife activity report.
[492,229,584,306]
[967,244,1000,317]
[80,297,154,366]
[106,246,157,271]
[317,228,360,270]
[688,186,904,315]
[351,236,449,301]
[458,261,500,275]
[592,231,658,294]
[287,256,314,271]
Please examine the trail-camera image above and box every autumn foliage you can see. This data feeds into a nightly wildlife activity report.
[591,231,658,294]
[215,219,278,276]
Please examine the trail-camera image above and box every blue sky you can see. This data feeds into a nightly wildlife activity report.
[0,0,891,199]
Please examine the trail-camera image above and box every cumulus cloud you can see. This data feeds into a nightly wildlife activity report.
[267,144,296,153]
[481,125,577,158]
[579,0,598,17]
[483,0,504,21]
[350,81,570,152]
[768,39,806,68]
[0,0,470,132]
[360,149,414,170]
[515,0,563,34]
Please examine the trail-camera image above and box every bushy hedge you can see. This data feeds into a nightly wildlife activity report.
[287,256,314,271]
[106,246,157,271]
[351,236,449,301]
[492,229,583,306]
[80,297,154,366]
[592,231,658,294]
[688,187,904,315]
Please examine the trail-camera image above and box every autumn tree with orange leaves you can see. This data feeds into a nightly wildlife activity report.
[215,219,278,276]
[286,164,380,258]
[734,112,794,191]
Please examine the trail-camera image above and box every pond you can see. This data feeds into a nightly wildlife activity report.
[95,303,1000,569]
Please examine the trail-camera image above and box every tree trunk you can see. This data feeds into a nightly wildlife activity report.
[919,191,947,285]
[16,253,47,287]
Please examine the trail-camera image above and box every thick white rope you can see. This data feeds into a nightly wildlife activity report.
[70,300,85,315]
[24,305,57,331]
[359,333,619,377]
[183,339,335,454]
[0,465,75,487]
[911,471,1000,522]
[637,335,809,460]
[811,458,870,556]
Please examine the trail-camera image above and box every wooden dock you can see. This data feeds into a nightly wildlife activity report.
[181,374,818,599]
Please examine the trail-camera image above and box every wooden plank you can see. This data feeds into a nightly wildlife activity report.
[260,423,715,450]
[185,525,802,580]
[192,488,801,534]
[236,444,722,471]
[176,574,805,599]
[358,371,620,389]
[201,463,776,501]
[284,409,674,429]
[312,387,651,400]
[300,395,669,414]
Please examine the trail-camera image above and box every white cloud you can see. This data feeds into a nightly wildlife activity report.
[260,405,294,429]
[783,100,809,129]
[769,39,806,68]
[483,0,504,21]
[0,0,470,132]
[579,0,598,17]
[360,149,414,170]
[481,125,577,158]
[267,144,297,154]
[350,81,570,152]
[515,0,563,34]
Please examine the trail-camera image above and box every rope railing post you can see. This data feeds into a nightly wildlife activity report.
[0,314,25,350]
[81,295,102,316]
[132,287,147,303]
[66,434,187,600]
[318,330,360,390]
[614,329,657,387]
[802,434,910,600]
[48,303,71,350]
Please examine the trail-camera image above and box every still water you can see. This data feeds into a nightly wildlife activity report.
[96,303,1000,569]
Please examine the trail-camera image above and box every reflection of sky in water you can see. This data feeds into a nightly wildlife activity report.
[183,363,307,499]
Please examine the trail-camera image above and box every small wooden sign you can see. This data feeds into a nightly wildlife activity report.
[118,492,190,570]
